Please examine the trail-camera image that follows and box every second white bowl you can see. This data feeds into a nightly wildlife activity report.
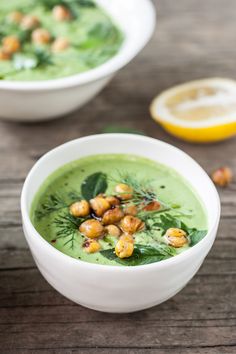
[0,0,156,122]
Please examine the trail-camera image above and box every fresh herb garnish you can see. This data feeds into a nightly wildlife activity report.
[147,213,207,246]
[35,190,81,219]
[0,49,54,80]
[189,230,207,246]
[81,172,108,200]
[54,213,85,249]
[36,0,96,12]
[115,173,158,207]
[101,244,177,266]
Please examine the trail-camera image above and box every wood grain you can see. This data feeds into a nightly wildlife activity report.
[1,0,236,352]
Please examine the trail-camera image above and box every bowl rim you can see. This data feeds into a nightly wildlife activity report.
[0,0,156,91]
[21,134,221,272]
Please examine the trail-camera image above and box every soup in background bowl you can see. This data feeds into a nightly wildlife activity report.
[0,0,124,81]
[21,134,220,312]
[0,0,156,121]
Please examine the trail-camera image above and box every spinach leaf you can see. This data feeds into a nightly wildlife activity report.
[151,213,207,247]
[81,172,108,200]
[100,244,176,266]
[153,213,189,235]
[37,0,95,11]
[189,230,207,246]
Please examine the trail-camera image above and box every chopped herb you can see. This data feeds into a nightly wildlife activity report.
[54,213,86,249]
[101,244,177,266]
[81,172,108,200]
[35,190,81,219]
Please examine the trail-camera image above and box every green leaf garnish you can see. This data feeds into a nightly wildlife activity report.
[152,214,188,235]
[101,244,177,266]
[81,172,108,200]
[36,0,96,12]
[151,213,207,246]
[189,230,207,246]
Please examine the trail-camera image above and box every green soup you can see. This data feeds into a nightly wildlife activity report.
[31,154,208,266]
[0,0,123,81]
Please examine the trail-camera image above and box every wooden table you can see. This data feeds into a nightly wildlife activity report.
[1,0,236,352]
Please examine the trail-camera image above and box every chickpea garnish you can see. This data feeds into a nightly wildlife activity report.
[21,15,40,30]
[70,200,90,218]
[120,215,144,234]
[123,204,137,216]
[83,239,101,254]
[142,201,161,212]
[52,5,71,21]
[115,238,134,258]
[79,219,104,239]
[32,28,51,45]
[105,196,120,207]
[52,37,69,52]
[0,49,11,61]
[2,36,21,54]
[115,183,133,200]
[164,228,188,248]
[102,206,124,225]
[90,196,110,217]
[211,167,233,187]
[7,11,23,24]
[120,233,134,243]
[105,225,121,237]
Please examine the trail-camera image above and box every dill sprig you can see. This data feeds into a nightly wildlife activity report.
[36,190,81,219]
[111,172,158,207]
[54,213,85,249]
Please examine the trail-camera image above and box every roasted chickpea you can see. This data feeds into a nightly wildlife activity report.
[105,196,120,207]
[123,204,137,216]
[7,11,23,24]
[142,200,161,212]
[119,233,134,243]
[52,5,71,21]
[0,49,11,61]
[79,219,104,238]
[115,238,134,258]
[32,28,51,45]
[211,167,233,187]
[21,15,40,30]
[102,206,124,225]
[120,215,144,234]
[114,183,133,200]
[69,200,90,218]
[105,224,121,237]
[83,239,101,253]
[51,37,69,52]
[164,228,188,248]
[2,36,21,54]
[90,196,110,217]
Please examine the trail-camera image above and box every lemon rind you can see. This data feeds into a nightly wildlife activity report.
[150,78,236,129]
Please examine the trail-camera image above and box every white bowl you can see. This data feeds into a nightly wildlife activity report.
[0,0,156,122]
[21,134,221,313]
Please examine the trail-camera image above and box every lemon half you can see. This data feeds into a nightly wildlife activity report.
[150,78,236,142]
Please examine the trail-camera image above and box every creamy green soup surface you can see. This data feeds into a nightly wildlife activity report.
[31,154,208,266]
[0,0,123,81]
